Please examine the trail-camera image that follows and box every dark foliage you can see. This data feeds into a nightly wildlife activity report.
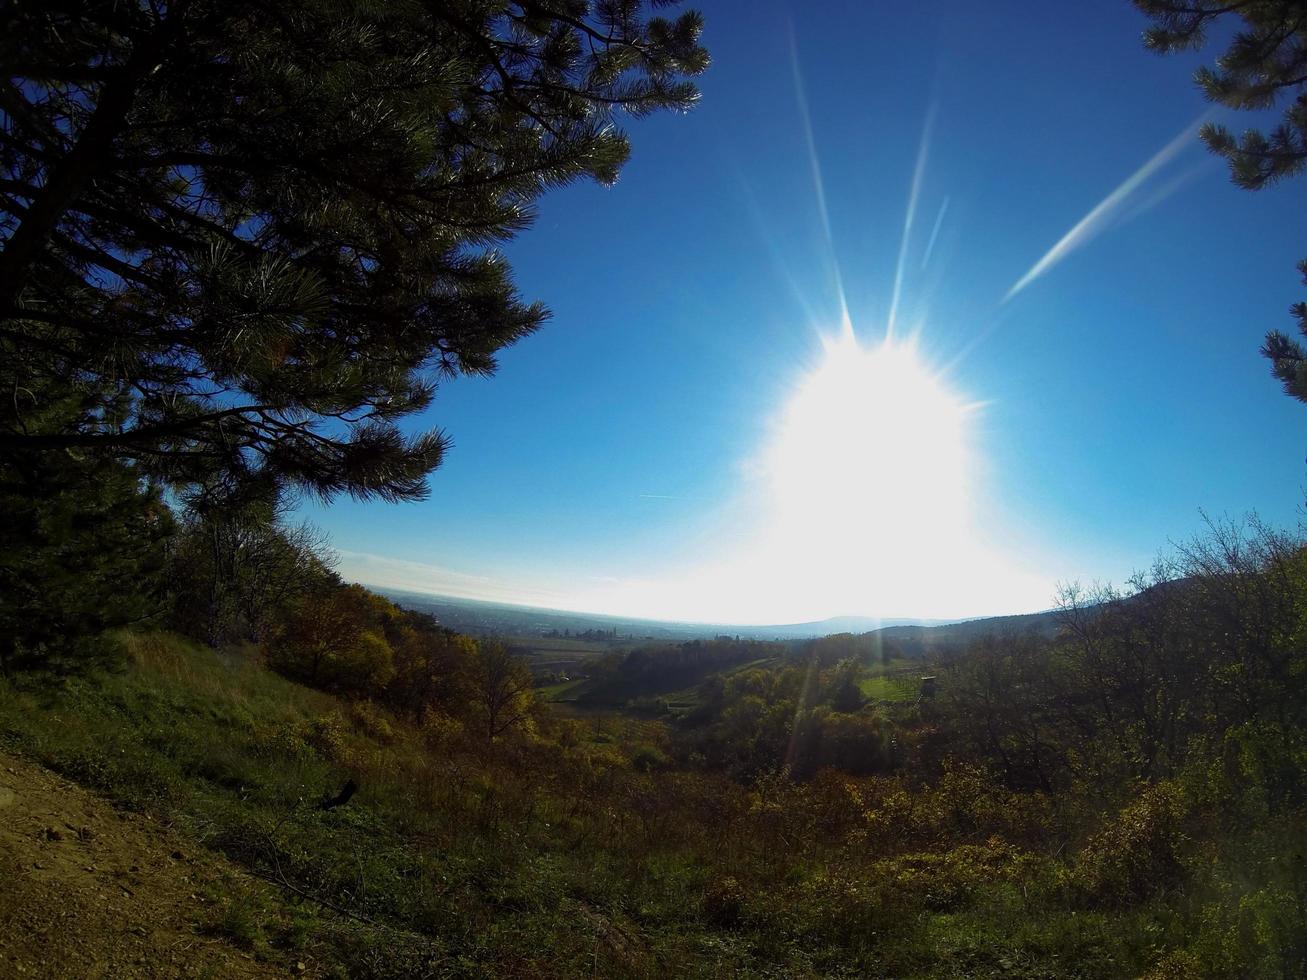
[943,517,1307,796]
[1135,1,1307,405]
[0,0,707,500]
[0,446,172,670]
[167,487,336,646]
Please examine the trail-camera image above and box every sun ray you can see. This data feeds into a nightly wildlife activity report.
[789,27,852,331]
[730,165,826,329]
[921,195,950,270]
[887,102,937,339]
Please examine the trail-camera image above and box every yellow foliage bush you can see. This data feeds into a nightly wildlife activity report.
[1072,779,1190,905]
[349,699,396,744]
[420,708,464,749]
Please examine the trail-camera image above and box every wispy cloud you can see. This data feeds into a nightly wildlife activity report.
[1005,114,1207,302]
[336,550,567,608]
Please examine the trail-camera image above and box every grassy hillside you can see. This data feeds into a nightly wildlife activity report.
[3,625,1302,978]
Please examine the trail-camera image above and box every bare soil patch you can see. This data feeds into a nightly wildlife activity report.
[0,750,291,979]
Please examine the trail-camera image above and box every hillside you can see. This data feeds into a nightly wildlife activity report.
[870,608,1064,657]
[0,749,286,978]
[1,548,1304,980]
[0,524,1302,979]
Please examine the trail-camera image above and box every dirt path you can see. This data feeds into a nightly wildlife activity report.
[0,751,291,979]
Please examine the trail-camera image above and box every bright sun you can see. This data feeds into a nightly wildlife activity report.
[567,329,1047,624]
[760,332,976,610]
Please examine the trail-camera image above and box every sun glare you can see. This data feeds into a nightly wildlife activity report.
[562,331,1049,624]
[767,333,971,547]
[750,331,985,617]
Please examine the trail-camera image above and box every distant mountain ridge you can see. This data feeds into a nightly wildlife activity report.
[373,587,1058,643]
[869,607,1064,658]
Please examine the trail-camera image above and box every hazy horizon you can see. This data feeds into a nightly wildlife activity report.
[342,554,1055,630]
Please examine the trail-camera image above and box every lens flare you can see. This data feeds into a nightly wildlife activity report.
[760,332,976,603]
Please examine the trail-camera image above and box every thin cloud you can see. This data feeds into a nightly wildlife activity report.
[336,550,567,608]
[1005,114,1207,302]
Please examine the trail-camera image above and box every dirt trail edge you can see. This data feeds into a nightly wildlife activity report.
[0,750,291,979]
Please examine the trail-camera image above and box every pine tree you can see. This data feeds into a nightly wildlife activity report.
[1134,1,1307,403]
[0,0,708,500]
[0,445,174,671]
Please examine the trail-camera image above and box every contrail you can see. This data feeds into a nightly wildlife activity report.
[1120,160,1212,227]
[1004,114,1206,303]
[887,102,937,339]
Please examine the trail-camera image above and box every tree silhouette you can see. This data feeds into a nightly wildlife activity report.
[0,0,707,499]
[1135,1,1307,403]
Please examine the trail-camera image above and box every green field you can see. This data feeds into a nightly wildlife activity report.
[545,653,923,711]
[858,671,921,702]
[536,677,587,701]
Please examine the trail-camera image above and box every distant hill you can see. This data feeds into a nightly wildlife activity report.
[374,587,1048,644]
[375,590,743,640]
[869,608,1064,659]
[768,614,953,637]
[870,581,1204,659]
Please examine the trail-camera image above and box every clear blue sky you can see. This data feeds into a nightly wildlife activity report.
[302,0,1305,625]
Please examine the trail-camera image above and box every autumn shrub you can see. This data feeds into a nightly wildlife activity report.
[701,874,745,926]
[264,586,397,696]
[629,741,671,772]
[847,763,1057,854]
[1140,949,1204,980]
[1072,779,1191,906]
[746,767,821,849]
[420,708,465,749]
[781,864,918,951]
[349,699,396,744]
[1183,884,1307,980]
[251,719,316,762]
[878,839,1051,914]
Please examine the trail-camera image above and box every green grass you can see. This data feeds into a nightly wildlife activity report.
[537,677,586,701]
[722,656,782,675]
[0,633,747,975]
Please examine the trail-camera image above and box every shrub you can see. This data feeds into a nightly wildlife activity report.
[303,712,348,761]
[420,709,464,750]
[1073,780,1191,906]
[701,875,745,927]
[350,700,396,744]
[629,742,670,772]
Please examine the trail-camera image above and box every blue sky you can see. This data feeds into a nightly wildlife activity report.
[303,0,1305,624]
